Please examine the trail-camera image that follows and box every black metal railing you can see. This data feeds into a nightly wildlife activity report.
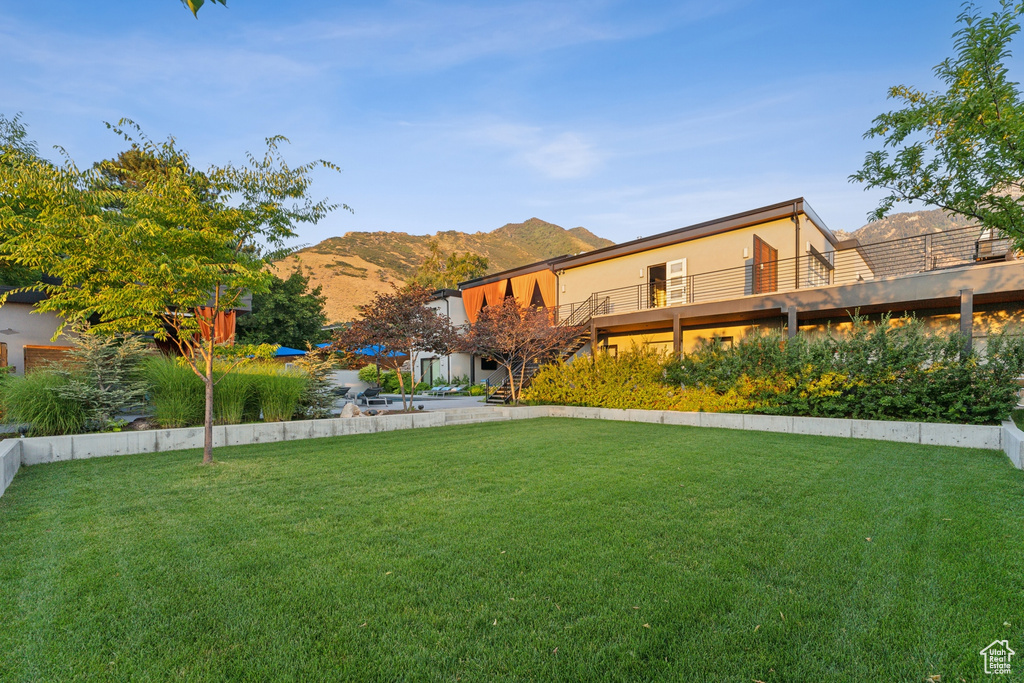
[566,225,1011,318]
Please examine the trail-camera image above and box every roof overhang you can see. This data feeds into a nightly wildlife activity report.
[554,198,838,272]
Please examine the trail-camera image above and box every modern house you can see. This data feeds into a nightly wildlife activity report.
[0,287,74,374]
[441,198,1024,400]
[0,286,251,375]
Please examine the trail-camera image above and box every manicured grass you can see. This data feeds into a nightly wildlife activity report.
[0,419,1021,681]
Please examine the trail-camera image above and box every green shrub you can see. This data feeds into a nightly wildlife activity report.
[663,317,1024,424]
[523,346,751,412]
[358,365,380,385]
[377,370,413,394]
[213,370,252,425]
[248,364,308,422]
[469,384,485,396]
[2,371,89,436]
[50,325,151,430]
[143,357,204,428]
[294,346,336,419]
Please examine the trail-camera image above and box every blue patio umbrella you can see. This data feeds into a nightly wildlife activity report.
[353,345,405,358]
[274,346,307,357]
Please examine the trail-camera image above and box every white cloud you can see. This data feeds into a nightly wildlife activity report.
[462,122,602,179]
[522,133,600,179]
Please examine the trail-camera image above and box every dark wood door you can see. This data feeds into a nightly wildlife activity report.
[753,235,778,294]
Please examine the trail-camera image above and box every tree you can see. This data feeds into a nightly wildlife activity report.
[0,119,343,463]
[851,1,1024,242]
[180,0,227,17]
[460,297,583,403]
[52,323,151,431]
[411,241,489,290]
[236,269,329,348]
[334,285,457,410]
[293,343,336,419]
[0,115,45,287]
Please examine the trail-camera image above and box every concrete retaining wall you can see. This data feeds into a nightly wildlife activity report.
[0,406,1019,501]
[1001,419,1024,469]
[0,438,19,500]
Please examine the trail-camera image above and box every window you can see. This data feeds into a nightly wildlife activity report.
[481,358,498,371]
[715,336,734,350]
[602,344,618,358]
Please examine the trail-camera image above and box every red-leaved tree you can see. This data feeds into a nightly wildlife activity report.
[335,285,457,410]
[460,297,584,403]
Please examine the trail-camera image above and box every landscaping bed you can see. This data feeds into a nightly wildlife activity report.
[0,418,1020,681]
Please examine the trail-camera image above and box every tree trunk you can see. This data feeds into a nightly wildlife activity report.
[517,358,530,405]
[408,345,416,410]
[506,364,517,404]
[202,344,214,465]
[396,364,407,410]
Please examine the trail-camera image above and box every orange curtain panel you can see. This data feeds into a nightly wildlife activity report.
[462,286,486,323]
[196,307,238,344]
[509,274,537,307]
[535,270,557,308]
[481,280,507,310]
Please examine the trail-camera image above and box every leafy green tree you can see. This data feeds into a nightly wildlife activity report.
[0,115,45,287]
[411,240,489,290]
[236,269,329,348]
[0,118,342,463]
[180,0,226,17]
[851,1,1024,241]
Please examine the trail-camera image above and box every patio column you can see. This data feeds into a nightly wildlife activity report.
[590,321,597,354]
[960,288,974,354]
[787,306,798,339]
[672,313,681,357]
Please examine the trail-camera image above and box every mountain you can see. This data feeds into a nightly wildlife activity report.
[833,208,975,243]
[273,218,614,323]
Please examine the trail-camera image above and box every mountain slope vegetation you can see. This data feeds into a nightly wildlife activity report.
[273,218,612,322]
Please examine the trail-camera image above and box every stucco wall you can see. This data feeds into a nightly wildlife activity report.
[558,213,831,308]
[0,303,70,374]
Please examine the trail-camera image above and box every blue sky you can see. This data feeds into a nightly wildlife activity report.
[1,0,1011,245]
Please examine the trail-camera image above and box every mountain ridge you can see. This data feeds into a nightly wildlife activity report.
[273,218,613,322]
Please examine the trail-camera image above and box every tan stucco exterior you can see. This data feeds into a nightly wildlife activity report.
[557,212,831,309]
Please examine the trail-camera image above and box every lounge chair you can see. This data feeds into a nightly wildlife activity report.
[356,387,387,406]
[435,385,468,397]
[427,385,452,396]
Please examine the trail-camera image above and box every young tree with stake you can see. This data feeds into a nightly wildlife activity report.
[0,118,344,463]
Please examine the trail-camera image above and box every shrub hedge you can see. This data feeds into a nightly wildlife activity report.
[1,371,89,436]
[523,317,1024,425]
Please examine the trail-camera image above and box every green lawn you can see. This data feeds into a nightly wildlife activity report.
[0,419,1021,681]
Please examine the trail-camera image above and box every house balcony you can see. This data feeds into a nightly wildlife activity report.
[556,225,1024,335]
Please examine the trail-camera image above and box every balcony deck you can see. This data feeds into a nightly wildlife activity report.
[556,225,1022,330]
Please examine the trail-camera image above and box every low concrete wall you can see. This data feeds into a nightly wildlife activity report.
[0,406,1019,502]
[0,438,20,500]
[1001,419,1024,469]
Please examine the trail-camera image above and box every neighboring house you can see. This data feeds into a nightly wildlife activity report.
[0,286,252,374]
[448,198,1024,400]
[0,287,73,375]
[414,289,472,385]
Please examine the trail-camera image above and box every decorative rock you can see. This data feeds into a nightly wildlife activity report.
[127,417,159,431]
[340,403,362,418]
